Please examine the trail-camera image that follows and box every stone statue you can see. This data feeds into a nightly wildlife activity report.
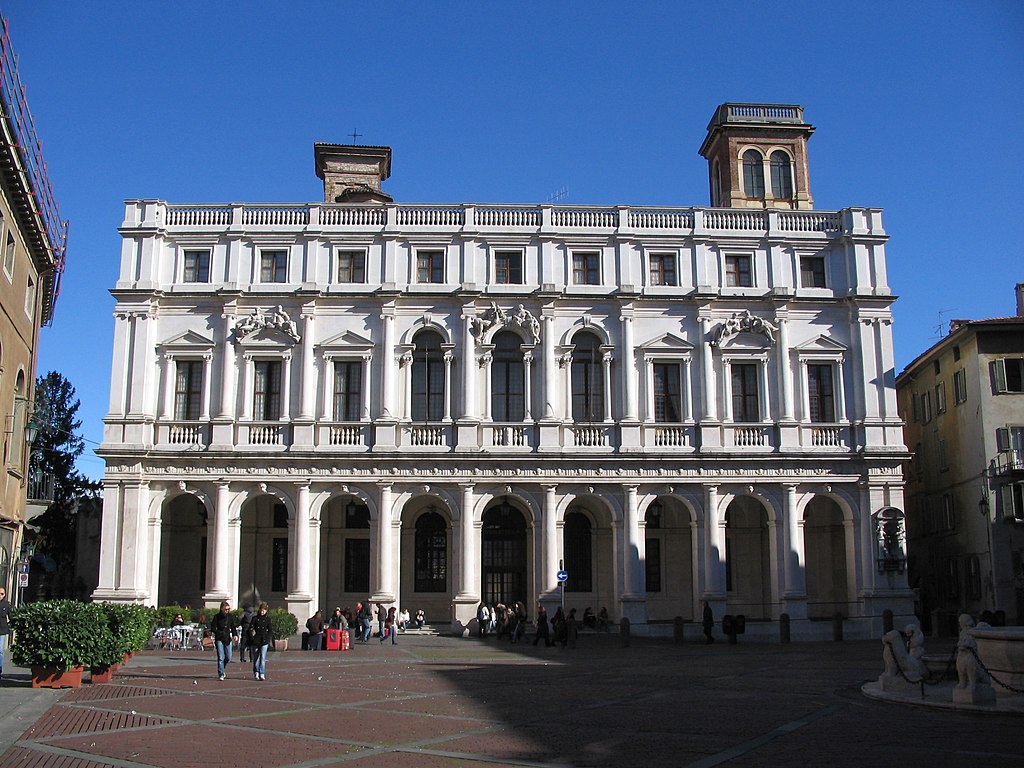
[879,627,924,685]
[514,303,541,344]
[233,305,300,342]
[234,308,264,339]
[269,304,300,341]
[713,309,777,346]
[953,613,996,705]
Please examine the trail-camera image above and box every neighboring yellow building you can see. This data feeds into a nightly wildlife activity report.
[0,15,68,601]
[897,284,1024,633]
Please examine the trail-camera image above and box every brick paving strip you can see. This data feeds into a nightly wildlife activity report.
[0,635,1021,768]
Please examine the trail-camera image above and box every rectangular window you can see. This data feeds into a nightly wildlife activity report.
[943,557,959,601]
[649,253,677,286]
[653,363,682,422]
[939,440,949,472]
[260,250,288,283]
[966,555,982,600]
[725,254,752,287]
[416,250,444,283]
[272,537,288,592]
[344,538,370,593]
[183,250,210,283]
[731,363,760,422]
[174,360,203,420]
[953,368,967,405]
[994,358,1024,393]
[800,256,827,288]
[942,493,955,529]
[645,537,661,592]
[920,391,932,424]
[806,363,836,422]
[333,361,362,421]
[253,360,282,420]
[494,250,523,284]
[935,381,947,414]
[572,251,600,285]
[3,230,14,280]
[336,250,366,283]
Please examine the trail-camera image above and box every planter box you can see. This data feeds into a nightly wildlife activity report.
[31,666,84,689]
[90,665,118,684]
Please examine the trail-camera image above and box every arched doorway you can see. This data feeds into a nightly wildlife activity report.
[159,494,208,607]
[319,496,370,612]
[725,496,771,619]
[562,504,614,614]
[238,494,290,609]
[804,496,849,618]
[401,505,452,621]
[644,497,695,621]
[481,498,527,606]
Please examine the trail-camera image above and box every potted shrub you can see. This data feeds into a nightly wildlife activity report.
[269,608,298,651]
[91,604,153,681]
[10,600,111,688]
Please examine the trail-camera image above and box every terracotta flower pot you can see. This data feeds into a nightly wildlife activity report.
[89,666,115,684]
[31,666,84,689]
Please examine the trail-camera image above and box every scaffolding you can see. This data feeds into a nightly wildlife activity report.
[0,14,68,324]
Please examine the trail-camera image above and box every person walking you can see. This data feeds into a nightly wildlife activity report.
[210,600,239,680]
[358,602,373,642]
[533,604,552,647]
[565,608,579,649]
[376,603,387,639]
[702,600,715,644]
[0,586,11,680]
[382,606,398,644]
[250,602,272,680]
[477,602,490,638]
[239,604,255,662]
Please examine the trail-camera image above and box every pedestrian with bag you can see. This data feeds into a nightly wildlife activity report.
[239,604,255,662]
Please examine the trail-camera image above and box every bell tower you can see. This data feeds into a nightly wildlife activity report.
[698,103,815,210]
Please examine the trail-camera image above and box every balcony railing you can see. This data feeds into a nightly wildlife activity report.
[244,422,288,447]
[992,451,1024,475]
[402,424,452,450]
[27,470,54,503]
[483,423,534,450]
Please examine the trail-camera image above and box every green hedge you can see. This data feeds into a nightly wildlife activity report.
[269,608,298,641]
[10,601,157,671]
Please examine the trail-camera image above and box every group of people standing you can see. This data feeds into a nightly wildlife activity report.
[476,601,591,648]
[306,603,424,649]
[210,601,272,681]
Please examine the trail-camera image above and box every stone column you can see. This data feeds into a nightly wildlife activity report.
[200,352,213,421]
[218,312,236,418]
[542,314,556,419]
[643,358,655,422]
[281,351,293,420]
[380,310,396,418]
[700,317,717,421]
[461,311,477,419]
[561,353,573,419]
[212,481,231,598]
[456,484,477,599]
[360,353,372,420]
[778,317,794,421]
[523,351,533,421]
[298,313,315,420]
[782,483,808,618]
[621,314,637,420]
[239,354,253,421]
[622,485,642,598]
[92,481,123,599]
[400,352,413,420]
[704,485,726,594]
[602,352,614,422]
[480,352,493,421]
[373,483,396,601]
[443,350,454,421]
[160,354,175,420]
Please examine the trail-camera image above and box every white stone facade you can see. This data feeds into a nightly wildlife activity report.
[96,109,914,639]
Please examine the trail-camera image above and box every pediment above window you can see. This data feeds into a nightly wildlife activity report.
[158,330,215,354]
[318,330,374,359]
[638,332,694,355]
[793,335,848,354]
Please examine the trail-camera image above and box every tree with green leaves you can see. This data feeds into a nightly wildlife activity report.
[29,371,100,598]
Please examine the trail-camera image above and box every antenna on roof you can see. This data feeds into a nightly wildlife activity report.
[933,308,956,338]
[545,186,568,204]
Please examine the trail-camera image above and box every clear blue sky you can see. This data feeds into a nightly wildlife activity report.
[4,0,1022,480]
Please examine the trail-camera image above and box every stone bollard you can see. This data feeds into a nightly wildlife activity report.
[673,616,685,644]
[882,609,894,634]
[832,611,843,642]
[620,617,630,647]
[779,612,791,644]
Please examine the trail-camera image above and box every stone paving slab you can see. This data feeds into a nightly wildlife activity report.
[0,634,1020,768]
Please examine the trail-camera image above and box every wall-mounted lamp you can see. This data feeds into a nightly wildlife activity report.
[979,494,991,518]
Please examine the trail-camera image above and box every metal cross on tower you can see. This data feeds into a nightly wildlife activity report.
[349,129,363,143]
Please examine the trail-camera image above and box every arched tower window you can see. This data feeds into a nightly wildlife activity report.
[412,330,445,422]
[571,332,604,423]
[491,331,525,422]
[770,151,793,199]
[742,149,765,198]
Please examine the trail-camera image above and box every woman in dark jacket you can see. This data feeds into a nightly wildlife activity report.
[250,602,273,680]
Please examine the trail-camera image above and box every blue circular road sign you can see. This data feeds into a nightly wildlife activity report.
[556,570,569,582]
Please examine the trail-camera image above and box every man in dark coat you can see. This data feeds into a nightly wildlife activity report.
[210,600,239,680]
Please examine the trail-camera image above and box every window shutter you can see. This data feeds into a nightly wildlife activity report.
[993,359,1007,393]
[996,427,1011,452]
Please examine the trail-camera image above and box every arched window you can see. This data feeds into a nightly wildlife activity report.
[411,330,445,422]
[571,332,604,423]
[414,510,447,592]
[563,511,593,592]
[481,499,527,606]
[491,331,525,421]
[770,151,793,199]
[742,149,765,198]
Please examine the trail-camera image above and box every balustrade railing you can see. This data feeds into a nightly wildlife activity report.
[703,209,767,230]
[397,207,464,227]
[809,425,844,448]
[320,206,386,226]
[247,422,286,446]
[572,424,613,448]
[166,422,206,447]
[329,423,366,447]
[778,211,840,233]
[476,206,540,227]
[733,425,769,447]
[652,425,690,448]
[405,425,448,448]
[552,208,618,228]
[243,206,309,226]
[165,206,231,227]
[487,424,531,448]
[630,209,695,229]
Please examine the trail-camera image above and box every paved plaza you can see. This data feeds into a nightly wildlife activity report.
[0,632,1020,768]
